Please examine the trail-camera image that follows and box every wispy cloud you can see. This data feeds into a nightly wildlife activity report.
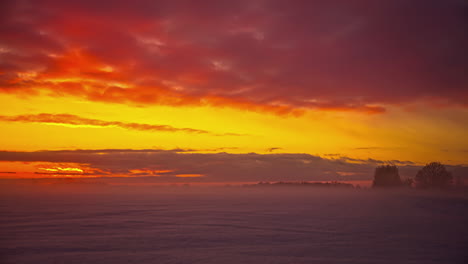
[0,113,245,136]
[267,147,282,152]
[352,147,403,151]
[330,155,416,166]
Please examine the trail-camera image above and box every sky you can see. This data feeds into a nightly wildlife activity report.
[1,0,467,182]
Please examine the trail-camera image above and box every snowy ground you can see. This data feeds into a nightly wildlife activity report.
[1,186,467,264]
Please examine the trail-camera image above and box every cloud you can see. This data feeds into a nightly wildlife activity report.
[353,147,388,150]
[331,155,415,166]
[267,147,282,152]
[0,113,244,136]
[352,147,404,151]
[0,149,436,182]
[1,0,466,115]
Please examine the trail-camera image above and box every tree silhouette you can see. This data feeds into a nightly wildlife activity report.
[372,165,402,187]
[415,162,452,188]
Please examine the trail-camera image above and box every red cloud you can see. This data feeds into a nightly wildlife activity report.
[1,0,467,114]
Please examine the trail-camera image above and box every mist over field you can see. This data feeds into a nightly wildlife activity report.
[2,0,468,263]
[1,185,467,264]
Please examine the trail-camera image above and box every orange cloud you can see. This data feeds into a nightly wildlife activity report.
[175,174,204,178]
[129,169,173,176]
[38,167,84,173]
[0,161,110,179]
[0,113,244,136]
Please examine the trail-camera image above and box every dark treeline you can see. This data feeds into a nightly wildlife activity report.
[373,162,458,189]
[245,162,463,190]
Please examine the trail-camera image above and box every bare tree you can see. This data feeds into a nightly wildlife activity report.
[415,162,452,188]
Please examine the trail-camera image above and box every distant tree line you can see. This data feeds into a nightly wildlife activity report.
[373,162,454,189]
[247,181,354,188]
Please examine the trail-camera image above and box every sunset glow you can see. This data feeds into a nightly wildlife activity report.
[2,3,467,264]
[1,0,467,182]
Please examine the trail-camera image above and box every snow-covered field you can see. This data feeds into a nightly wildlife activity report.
[1,186,467,263]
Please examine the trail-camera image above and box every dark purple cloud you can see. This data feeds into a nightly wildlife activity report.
[1,0,467,114]
[2,149,463,182]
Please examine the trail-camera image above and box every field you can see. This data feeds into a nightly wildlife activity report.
[1,186,467,264]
